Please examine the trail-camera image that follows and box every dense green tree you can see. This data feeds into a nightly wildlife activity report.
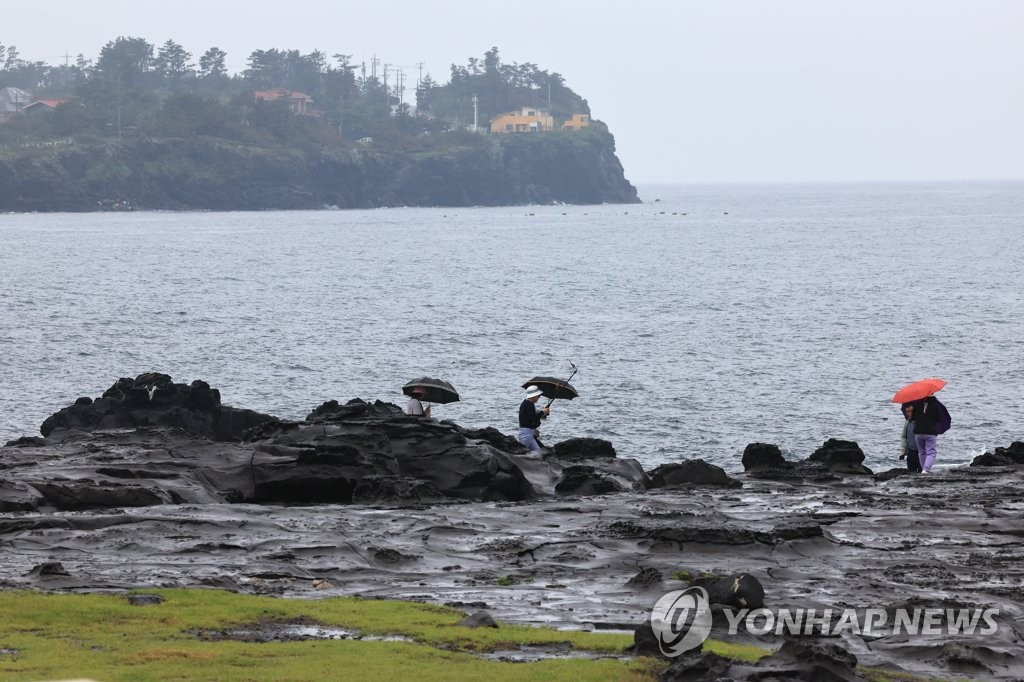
[51,100,96,136]
[154,40,194,87]
[1,38,592,150]
[152,94,229,136]
[198,47,227,79]
[420,48,588,127]
[95,36,154,88]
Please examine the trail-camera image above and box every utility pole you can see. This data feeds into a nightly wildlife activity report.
[383,62,390,97]
[416,61,425,88]
[472,94,478,132]
[337,62,356,139]
[370,55,378,80]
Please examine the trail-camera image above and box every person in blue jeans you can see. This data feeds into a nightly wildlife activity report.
[899,403,922,472]
[517,385,549,452]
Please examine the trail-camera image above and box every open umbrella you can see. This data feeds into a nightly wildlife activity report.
[402,377,460,404]
[522,376,579,401]
[891,378,946,404]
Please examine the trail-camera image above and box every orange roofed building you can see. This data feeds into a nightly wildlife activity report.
[561,113,590,131]
[252,88,315,115]
[489,107,554,134]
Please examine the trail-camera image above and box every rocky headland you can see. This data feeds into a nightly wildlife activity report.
[1,373,1022,680]
[0,126,639,212]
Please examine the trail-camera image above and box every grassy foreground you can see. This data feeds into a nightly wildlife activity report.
[0,589,676,681]
[0,589,943,681]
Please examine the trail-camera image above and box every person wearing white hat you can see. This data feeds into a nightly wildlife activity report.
[517,385,550,452]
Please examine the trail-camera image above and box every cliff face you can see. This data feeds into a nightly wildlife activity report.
[0,127,638,212]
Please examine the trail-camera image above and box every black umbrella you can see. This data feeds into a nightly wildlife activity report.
[402,377,460,404]
[522,376,579,401]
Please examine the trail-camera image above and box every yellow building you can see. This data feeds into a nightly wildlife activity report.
[489,107,554,134]
[561,113,591,131]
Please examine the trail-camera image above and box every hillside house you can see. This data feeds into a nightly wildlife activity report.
[0,87,32,121]
[23,99,66,114]
[252,88,315,115]
[561,113,590,131]
[489,107,554,134]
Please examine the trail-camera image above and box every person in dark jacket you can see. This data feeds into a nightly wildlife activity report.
[911,395,942,473]
[899,403,921,472]
[517,385,549,452]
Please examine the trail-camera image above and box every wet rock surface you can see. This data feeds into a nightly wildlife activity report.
[971,441,1024,467]
[1,375,1023,679]
[743,439,874,481]
[1,375,649,509]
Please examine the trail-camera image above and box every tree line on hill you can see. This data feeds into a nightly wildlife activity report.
[0,39,591,150]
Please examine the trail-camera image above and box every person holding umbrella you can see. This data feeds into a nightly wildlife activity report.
[891,378,951,475]
[518,385,549,452]
[406,387,431,417]
[911,395,946,474]
[899,403,922,473]
[402,378,460,418]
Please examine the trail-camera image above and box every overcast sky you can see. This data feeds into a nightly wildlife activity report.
[6,1,1023,184]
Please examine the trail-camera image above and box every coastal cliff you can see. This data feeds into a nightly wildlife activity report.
[0,125,638,212]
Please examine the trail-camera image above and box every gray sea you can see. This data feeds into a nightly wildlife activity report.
[2,182,1022,472]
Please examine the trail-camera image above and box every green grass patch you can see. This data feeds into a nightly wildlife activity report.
[702,638,772,663]
[0,589,662,681]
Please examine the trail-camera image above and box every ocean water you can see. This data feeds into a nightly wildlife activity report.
[1,182,1022,472]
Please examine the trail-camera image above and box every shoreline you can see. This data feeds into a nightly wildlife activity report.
[2,374,1022,679]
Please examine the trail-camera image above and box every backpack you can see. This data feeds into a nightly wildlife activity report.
[934,399,952,434]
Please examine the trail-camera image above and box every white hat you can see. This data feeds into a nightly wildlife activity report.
[525,385,544,399]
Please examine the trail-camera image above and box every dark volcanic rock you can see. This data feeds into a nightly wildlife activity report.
[742,439,871,481]
[249,419,535,503]
[971,441,1024,467]
[648,459,742,488]
[660,651,731,680]
[306,398,403,422]
[461,426,526,454]
[351,475,445,505]
[28,561,70,577]
[742,442,786,471]
[0,481,42,512]
[456,611,498,629]
[626,567,664,589]
[3,374,657,507]
[690,572,765,609]
[754,638,864,681]
[40,373,277,442]
[32,480,172,510]
[874,467,914,481]
[628,622,673,658]
[808,439,873,475]
[549,438,617,460]
[555,465,625,495]
[662,638,865,681]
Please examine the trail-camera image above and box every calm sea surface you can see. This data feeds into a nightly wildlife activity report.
[2,182,1022,472]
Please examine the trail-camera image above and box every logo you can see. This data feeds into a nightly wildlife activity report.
[649,586,713,656]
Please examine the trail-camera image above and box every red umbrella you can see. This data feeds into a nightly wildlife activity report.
[891,378,946,404]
